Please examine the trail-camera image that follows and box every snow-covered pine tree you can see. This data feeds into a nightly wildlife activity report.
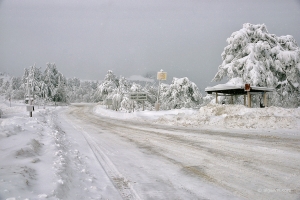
[53,76,67,103]
[21,68,29,88]
[39,81,49,103]
[11,77,24,100]
[0,78,3,88]
[143,82,157,105]
[43,63,66,102]
[3,80,10,91]
[95,70,120,101]
[11,77,22,90]
[20,65,41,101]
[43,63,57,98]
[160,77,202,110]
[213,23,300,107]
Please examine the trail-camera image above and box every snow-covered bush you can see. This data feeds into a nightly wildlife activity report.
[201,94,214,106]
[213,23,300,107]
[160,77,202,110]
[120,96,132,112]
[112,93,123,111]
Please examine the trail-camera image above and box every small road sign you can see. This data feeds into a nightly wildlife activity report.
[157,71,167,80]
[245,84,250,91]
[130,93,147,101]
[26,105,34,112]
[130,93,147,111]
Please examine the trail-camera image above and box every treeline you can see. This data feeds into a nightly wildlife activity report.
[0,66,204,111]
[0,63,99,105]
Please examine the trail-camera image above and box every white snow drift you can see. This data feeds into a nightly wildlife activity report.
[94,103,300,130]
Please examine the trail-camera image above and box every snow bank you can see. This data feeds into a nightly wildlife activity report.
[94,104,197,121]
[197,104,300,129]
[0,107,57,199]
[94,104,300,130]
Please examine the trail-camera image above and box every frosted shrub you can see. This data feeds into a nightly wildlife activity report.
[160,77,202,110]
[120,96,132,112]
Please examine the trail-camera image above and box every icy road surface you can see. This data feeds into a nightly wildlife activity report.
[62,104,300,200]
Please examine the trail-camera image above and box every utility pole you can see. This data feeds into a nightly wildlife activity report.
[26,78,34,117]
[29,79,32,117]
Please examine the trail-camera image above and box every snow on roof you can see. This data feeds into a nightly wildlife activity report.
[205,84,243,91]
[205,84,274,93]
[205,78,274,93]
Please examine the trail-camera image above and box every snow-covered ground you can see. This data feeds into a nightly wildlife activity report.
[0,99,121,200]
[94,103,300,131]
[1,98,300,199]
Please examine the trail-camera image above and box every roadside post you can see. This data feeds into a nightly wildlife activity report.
[130,93,147,112]
[245,83,251,108]
[156,69,167,111]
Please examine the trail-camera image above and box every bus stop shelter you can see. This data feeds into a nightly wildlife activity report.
[205,84,274,108]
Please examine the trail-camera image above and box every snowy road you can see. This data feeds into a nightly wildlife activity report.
[62,104,300,200]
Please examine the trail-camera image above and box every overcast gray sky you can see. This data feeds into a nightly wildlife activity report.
[1,0,300,90]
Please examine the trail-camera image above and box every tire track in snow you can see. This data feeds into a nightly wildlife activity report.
[65,115,141,200]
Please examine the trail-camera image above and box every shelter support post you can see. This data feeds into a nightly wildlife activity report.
[215,92,218,104]
[143,101,145,111]
[263,92,268,107]
[230,96,233,104]
[247,91,251,108]
[244,95,246,106]
[132,100,134,112]
[29,99,32,117]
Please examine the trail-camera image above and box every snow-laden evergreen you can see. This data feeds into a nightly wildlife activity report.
[213,23,300,107]
[19,63,68,104]
[95,70,120,102]
[0,72,24,100]
[160,77,202,109]
[43,63,67,102]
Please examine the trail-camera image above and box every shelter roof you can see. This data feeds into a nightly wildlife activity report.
[205,84,274,95]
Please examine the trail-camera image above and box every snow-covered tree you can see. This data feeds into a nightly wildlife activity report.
[143,82,157,105]
[10,77,24,100]
[0,78,3,88]
[11,77,22,90]
[120,96,132,111]
[160,77,202,109]
[104,70,119,87]
[3,81,10,91]
[213,23,300,107]
[95,70,120,101]
[53,77,67,103]
[43,63,66,102]
[21,65,43,96]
